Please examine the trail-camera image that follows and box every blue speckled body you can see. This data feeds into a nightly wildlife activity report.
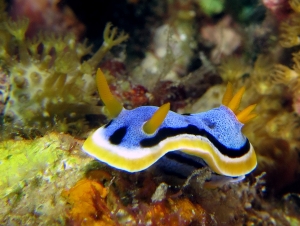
[103,105,246,150]
[83,69,257,177]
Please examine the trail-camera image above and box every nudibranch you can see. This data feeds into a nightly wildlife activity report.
[83,69,257,178]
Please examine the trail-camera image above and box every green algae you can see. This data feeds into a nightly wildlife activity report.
[0,133,94,224]
[196,0,225,16]
[0,133,85,198]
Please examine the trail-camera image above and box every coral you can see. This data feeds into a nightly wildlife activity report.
[131,0,199,88]
[279,13,300,47]
[272,51,300,116]
[99,59,150,109]
[65,168,214,225]
[239,2,300,193]
[150,80,187,110]
[10,0,85,38]
[138,198,210,225]
[189,173,296,225]
[87,22,129,68]
[0,66,9,115]
[200,16,242,64]
[0,7,128,136]
[63,179,115,226]
[121,85,149,108]
[100,60,149,109]
[2,143,299,226]
[66,165,300,225]
[250,54,277,95]
[0,132,93,225]
[218,55,249,82]
[1,0,300,225]
[289,0,300,13]
[262,0,291,21]
[192,43,300,193]
[190,84,227,113]
[277,0,300,47]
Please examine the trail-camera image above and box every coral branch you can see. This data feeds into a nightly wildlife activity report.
[87,22,129,67]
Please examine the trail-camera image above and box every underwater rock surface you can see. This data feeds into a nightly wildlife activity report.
[0,133,92,225]
[1,0,300,225]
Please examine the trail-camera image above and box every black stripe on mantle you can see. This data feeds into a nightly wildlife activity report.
[140,124,250,158]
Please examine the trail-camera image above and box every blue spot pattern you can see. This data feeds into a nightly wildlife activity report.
[101,105,246,150]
